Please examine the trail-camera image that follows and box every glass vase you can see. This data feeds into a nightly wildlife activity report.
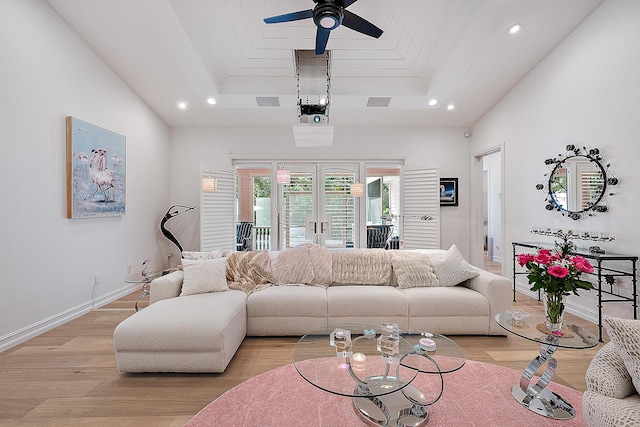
[543,292,566,332]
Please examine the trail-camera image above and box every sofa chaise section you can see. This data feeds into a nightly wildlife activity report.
[114,289,247,373]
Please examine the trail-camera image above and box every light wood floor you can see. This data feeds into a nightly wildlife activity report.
[0,287,607,426]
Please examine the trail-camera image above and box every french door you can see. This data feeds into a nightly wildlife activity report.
[200,161,439,252]
[279,162,359,249]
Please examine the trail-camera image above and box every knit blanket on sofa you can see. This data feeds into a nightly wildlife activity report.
[226,251,273,295]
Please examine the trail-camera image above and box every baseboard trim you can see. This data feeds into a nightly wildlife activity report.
[0,284,139,353]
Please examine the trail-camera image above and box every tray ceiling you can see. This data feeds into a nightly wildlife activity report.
[45,0,603,128]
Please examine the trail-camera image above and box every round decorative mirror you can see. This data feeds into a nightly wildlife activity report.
[537,145,618,219]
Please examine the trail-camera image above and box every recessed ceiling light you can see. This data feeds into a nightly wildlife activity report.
[207,98,216,105]
[178,102,187,110]
[508,23,521,35]
[447,104,455,111]
[428,99,438,106]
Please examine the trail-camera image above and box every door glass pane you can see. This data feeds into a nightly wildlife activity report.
[236,167,271,251]
[323,172,356,248]
[366,167,401,249]
[252,173,271,250]
[281,172,313,249]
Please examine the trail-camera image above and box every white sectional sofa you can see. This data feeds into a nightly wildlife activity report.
[113,245,512,373]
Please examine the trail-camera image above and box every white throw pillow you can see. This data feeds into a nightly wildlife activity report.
[604,316,640,394]
[391,252,439,288]
[180,258,229,296]
[430,244,479,287]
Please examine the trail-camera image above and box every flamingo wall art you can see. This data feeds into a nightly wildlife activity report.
[66,116,126,218]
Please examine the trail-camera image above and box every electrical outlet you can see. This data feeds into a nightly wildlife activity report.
[94,275,100,286]
[127,265,132,274]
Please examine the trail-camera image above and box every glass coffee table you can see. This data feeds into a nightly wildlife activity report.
[495,311,598,420]
[293,324,466,426]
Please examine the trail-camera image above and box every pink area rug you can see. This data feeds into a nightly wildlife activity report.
[185,360,586,427]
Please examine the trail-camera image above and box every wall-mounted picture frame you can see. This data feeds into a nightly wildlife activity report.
[440,177,458,206]
[66,117,126,218]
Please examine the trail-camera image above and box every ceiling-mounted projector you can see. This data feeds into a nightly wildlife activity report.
[299,115,328,124]
[299,103,328,124]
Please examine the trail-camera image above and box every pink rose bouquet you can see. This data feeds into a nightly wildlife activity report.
[518,248,594,326]
[517,249,595,296]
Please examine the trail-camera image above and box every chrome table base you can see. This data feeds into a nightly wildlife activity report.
[354,383,429,427]
[512,341,575,419]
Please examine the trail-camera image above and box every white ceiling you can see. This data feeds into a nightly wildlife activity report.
[45,0,603,129]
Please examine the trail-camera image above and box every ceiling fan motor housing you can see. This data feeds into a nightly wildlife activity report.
[314,1,343,30]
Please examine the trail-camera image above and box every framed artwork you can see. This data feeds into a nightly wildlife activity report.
[440,177,458,206]
[66,117,126,218]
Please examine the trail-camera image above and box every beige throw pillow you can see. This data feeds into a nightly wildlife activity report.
[430,244,479,287]
[604,316,640,394]
[390,252,439,288]
[180,258,229,296]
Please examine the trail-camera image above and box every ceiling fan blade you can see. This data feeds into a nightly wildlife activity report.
[337,0,359,8]
[315,27,331,55]
[263,9,313,24]
[342,10,383,38]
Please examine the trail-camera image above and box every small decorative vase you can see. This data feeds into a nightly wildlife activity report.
[544,292,566,332]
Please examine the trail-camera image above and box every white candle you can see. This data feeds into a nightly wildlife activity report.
[352,352,366,371]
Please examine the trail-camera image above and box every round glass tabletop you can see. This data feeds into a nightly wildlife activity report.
[292,324,466,398]
[495,311,598,349]
[293,324,421,398]
[399,330,466,374]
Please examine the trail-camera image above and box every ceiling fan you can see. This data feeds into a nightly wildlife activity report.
[263,0,384,55]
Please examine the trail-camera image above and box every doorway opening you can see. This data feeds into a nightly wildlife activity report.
[473,149,503,275]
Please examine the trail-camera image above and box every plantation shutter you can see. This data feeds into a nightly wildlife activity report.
[401,167,440,249]
[200,168,235,251]
[578,165,604,210]
[323,173,356,248]
[281,174,313,249]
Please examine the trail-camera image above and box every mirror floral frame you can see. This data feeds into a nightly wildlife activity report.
[536,145,619,220]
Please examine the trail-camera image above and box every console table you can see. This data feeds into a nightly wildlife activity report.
[512,241,638,341]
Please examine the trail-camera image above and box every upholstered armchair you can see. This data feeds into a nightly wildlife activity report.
[583,317,640,427]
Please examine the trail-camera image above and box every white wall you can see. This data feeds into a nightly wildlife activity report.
[470,0,640,321]
[0,0,171,351]
[169,127,473,257]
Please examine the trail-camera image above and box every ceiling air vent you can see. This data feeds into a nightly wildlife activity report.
[256,97,280,107]
[366,97,391,107]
